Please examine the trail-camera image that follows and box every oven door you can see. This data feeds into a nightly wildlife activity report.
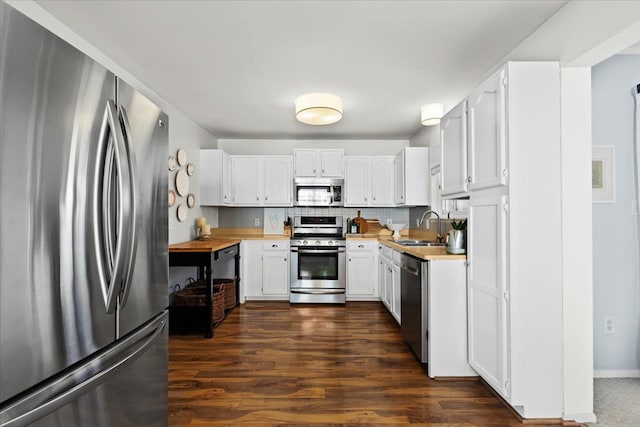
[290,247,346,297]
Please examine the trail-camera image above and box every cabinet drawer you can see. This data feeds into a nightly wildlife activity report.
[347,240,377,251]
[262,240,290,251]
[392,250,402,264]
[382,246,393,259]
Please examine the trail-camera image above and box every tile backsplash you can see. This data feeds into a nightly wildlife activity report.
[217,206,410,230]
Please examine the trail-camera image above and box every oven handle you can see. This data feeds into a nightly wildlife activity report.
[290,248,346,254]
[290,289,345,295]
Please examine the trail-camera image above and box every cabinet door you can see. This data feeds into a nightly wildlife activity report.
[262,250,289,296]
[242,241,263,299]
[371,157,395,205]
[222,151,232,205]
[383,259,393,310]
[467,68,507,191]
[200,149,222,205]
[231,156,262,205]
[345,157,370,206]
[263,156,293,205]
[320,150,344,177]
[294,149,318,177]
[467,191,509,398]
[440,102,468,197]
[391,263,401,324]
[394,152,405,204]
[347,252,375,296]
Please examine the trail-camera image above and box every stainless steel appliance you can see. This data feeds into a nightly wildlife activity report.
[293,178,343,207]
[400,254,428,363]
[290,216,346,303]
[1,4,168,425]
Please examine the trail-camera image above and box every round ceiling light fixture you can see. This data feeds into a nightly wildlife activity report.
[421,103,444,126]
[295,93,343,125]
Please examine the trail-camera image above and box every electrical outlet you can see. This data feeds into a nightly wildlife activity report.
[416,219,420,227]
[604,316,616,334]
[254,218,260,226]
[386,219,392,225]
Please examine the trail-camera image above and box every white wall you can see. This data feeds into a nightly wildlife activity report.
[409,124,439,148]
[591,54,640,374]
[218,139,408,155]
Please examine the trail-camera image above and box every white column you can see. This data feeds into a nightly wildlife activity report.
[560,67,596,423]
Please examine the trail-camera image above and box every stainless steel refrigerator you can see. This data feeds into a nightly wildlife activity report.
[0,3,169,426]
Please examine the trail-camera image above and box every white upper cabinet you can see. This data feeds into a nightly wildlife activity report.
[294,149,344,178]
[231,155,293,206]
[344,156,395,207]
[231,156,263,205]
[394,147,429,206]
[200,149,232,206]
[371,157,395,205]
[263,156,293,205]
[440,102,468,198]
[345,157,370,205]
[467,68,507,191]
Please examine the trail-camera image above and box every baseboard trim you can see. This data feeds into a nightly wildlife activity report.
[594,369,640,378]
[563,412,597,424]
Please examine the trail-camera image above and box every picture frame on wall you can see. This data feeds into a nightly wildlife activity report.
[592,146,615,203]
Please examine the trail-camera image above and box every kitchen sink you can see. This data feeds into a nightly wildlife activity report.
[393,239,445,247]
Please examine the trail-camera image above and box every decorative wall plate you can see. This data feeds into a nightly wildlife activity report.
[168,189,176,207]
[177,204,187,222]
[187,193,196,208]
[186,162,195,176]
[168,155,176,171]
[175,170,189,196]
[177,148,187,166]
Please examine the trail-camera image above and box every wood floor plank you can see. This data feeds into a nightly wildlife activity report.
[168,302,554,425]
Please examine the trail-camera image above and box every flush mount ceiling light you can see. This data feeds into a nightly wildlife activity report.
[295,93,343,125]
[421,103,444,126]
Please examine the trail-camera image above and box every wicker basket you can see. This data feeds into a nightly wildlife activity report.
[213,278,236,310]
[174,281,225,324]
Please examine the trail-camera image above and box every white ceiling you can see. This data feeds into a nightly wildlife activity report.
[36,0,569,140]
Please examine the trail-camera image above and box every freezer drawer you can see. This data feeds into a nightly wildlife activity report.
[0,311,168,427]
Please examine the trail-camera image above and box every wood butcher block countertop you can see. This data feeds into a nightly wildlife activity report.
[168,238,241,253]
[347,233,467,261]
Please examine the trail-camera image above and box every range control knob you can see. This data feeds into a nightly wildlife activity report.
[328,240,334,245]
[315,240,321,245]
[303,240,308,245]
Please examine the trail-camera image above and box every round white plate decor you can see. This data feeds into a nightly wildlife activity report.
[187,193,196,208]
[186,162,195,176]
[168,189,176,207]
[168,155,176,171]
[177,148,187,166]
[177,204,187,222]
[175,170,189,196]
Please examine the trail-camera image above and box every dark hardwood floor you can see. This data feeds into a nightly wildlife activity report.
[168,302,558,425]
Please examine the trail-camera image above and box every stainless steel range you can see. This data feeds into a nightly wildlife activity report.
[290,216,346,304]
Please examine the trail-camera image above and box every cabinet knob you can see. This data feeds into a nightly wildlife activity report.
[265,196,268,200]
[256,197,259,201]
[272,244,278,248]
[373,197,376,201]
[349,258,352,262]
[284,258,287,262]
[313,169,316,173]
[322,169,325,173]
[364,197,368,201]
[358,244,364,248]
[467,176,471,183]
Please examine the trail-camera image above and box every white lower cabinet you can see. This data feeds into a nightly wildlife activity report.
[346,240,378,300]
[242,240,290,300]
[378,245,400,324]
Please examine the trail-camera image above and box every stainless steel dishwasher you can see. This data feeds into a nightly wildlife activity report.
[400,254,428,363]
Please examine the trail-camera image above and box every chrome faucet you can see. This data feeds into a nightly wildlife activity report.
[419,210,442,243]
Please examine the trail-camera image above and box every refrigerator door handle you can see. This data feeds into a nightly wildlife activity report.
[93,99,131,314]
[0,312,167,427]
[116,105,138,310]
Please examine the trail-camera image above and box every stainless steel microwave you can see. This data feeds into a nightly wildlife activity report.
[293,178,343,207]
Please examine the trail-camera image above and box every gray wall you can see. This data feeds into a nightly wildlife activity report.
[592,53,640,372]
